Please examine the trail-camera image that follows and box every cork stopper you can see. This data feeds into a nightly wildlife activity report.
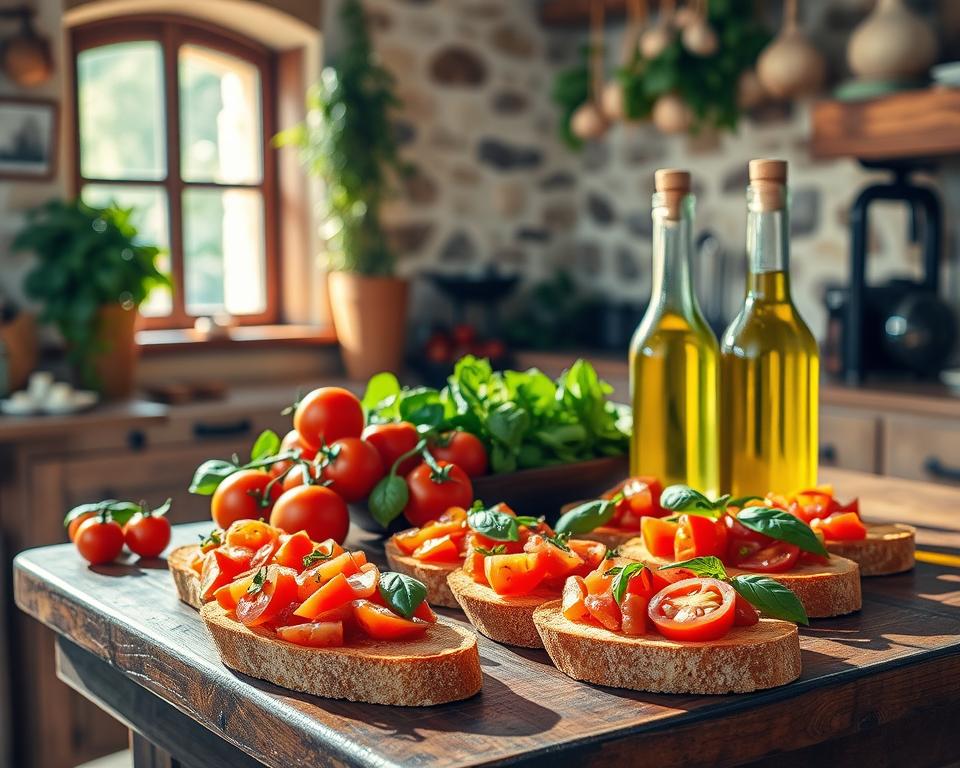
[748,159,787,211]
[654,168,692,220]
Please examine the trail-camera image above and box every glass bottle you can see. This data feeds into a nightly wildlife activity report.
[629,169,719,496]
[720,159,819,496]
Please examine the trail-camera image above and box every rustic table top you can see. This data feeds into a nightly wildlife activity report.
[13,468,960,768]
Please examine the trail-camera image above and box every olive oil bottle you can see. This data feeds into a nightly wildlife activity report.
[629,169,719,496]
[720,160,819,496]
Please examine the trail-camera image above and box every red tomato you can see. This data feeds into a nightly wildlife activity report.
[362,422,420,476]
[270,485,350,544]
[273,531,316,571]
[213,573,256,611]
[584,592,621,631]
[293,387,364,450]
[235,565,299,627]
[734,541,800,573]
[295,563,379,619]
[200,545,254,601]
[562,575,590,621]
[611,476,665,528]
[428,432,488,478]
[281,463,321,492]
[641,517,679,559]
[123,512,172,558]
[566,539,607,572]
[403,461,474,527]
[674,514,727,561]
[276,621,344,648]
[648,578,736,641]
[211,470,281,529]
[319,437,384,502]
[819,512,867,541]
[270,430,318,478]
[621,593,649,636]
[483,553,546,596]
[412,535,460,563]
[733,593,760,626]
[74,515,125,565]
[353,600,429,640]
[523,534,583,577]
[67,512,97,542]
[625,566,670,598]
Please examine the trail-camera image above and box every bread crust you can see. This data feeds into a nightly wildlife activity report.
[534,601,801,694]
[169,544,204,610]
[384,539,460,608]
[201,603,482,706]
[620,538,862,618]
[826,523,915,576]
[447,569,555,648]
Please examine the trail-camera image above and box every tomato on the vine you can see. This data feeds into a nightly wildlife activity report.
[293,387,363,450]
[123,510,172,558]
[319,437,384,502]
[75,514,125,565]
[362,422,420,475]
[270,485,350,544]
[428,431,488,478]
[68,511,97,542]
[211,470,281,529]
[403,461,473,527]
[270,430,317,478]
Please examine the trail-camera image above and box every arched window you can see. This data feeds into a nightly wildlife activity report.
[71,16,278,327]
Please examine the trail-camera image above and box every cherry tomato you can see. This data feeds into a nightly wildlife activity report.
[270,485,349,544]
[235,565,299,627]
[641,516,679,559]
[211,470,280,529]
[483,552,546,595]
[281,463,321,492]
[648,577,736,641]
[319,437,384,502]
[428,432,488,478]
[270,430,317,478]
[818,512,867,541]
[123,511,172,558]
[674,514,727,561]
[733,541,800,573]
[362,422,420,476]
[74,515,125,565]
[403,461,474,527]
[67,511,97,542]
[293,387,363,450]
[733,593,760,626]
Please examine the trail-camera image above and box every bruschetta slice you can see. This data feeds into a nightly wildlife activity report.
[825,523,915,576]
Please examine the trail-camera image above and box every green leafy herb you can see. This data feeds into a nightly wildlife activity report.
[735,507,829,556]
[608,562,646,604]
[246,568,267,596]
[514,515,542,528]
[188,460,241,495]
[474,545,507,557]
[361,372,401,420]
[547,532,572,552]
[368,475,409,527]
[659,556,729,580]
[250,429,281,462]
[467,505,519,542]
[302,549,333,568]
[731,574,809,625]
[64,499,144,529]
[660,485,719,514]
[554,499,616,535]
[604,547,620,560]
[378,572,428,619]
[199,529,223,549]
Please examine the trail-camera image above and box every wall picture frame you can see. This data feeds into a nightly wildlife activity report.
[0,97,58,181]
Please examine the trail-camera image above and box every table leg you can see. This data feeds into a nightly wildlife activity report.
[130,731,182,768]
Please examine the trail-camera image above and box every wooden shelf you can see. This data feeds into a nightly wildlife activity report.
[811,87,960,161]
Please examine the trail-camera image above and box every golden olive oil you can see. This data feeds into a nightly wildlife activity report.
[630,171,719,496]
[720,161,819,497]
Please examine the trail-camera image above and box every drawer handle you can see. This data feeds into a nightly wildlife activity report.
[924,457,960,482]
[193,419,252,439]
[819,444,837,464]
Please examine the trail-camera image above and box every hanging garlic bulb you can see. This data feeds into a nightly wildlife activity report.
[600,0,646,122]
[572,102,610,140]
[757,0,826,99]
[641,0,676,59]
[680,0,718,57]
[652,92,693,134]
[572,0,610,140]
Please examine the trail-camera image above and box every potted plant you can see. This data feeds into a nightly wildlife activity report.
[12,199,168,399]
[275,0,408,380]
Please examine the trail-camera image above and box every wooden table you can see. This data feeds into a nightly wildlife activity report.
[13,468,960,768]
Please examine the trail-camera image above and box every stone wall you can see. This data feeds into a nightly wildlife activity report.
[361,0,959,347]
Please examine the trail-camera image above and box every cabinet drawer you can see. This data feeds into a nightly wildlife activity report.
[883,415,960,486]
[820,407,880,474]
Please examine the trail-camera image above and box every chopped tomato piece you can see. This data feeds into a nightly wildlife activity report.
[642,517,679,559]
[733,541,799,573]
[294,563,380,619]
[625,566,669,598]
[610,476,665,529]
[225,519,278,552]
[561,575,590,621]
[566,539,607,571]
[295,551,363,601]
[235,565,298,627]
[523,534,583,577]
[190,554,204,574]
[438,506,468,524]
[583,557,619,595]
[353,600,429,640]
[674,514,727,561]
[819,512,867,541]
[200,546,254,602]
[733,593,760,626]
[412,600,438,623]
[648,577,735,641]
[413,535,461,563]
[276,621,344,648]
[483,553,546,596]
[213,573,255,611]
[463,548,487,584]
[273,531,316,571]
[620,593,648,636]
[584,592,621,631]
[250,540,280,570]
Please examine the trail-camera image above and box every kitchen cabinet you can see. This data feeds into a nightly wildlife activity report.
[883,415,960,485]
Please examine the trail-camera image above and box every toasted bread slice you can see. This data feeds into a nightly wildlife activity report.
[384,539,460,609]
[826,523,915,576]
[169,544,203,610]
[201,602,482,706]
[447,569,556,648]
[620,538,861,618]
[534,601,801,694]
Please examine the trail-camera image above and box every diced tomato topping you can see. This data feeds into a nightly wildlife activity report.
[483,553,546,596]
[608,476,665,529]
[213,572,255,611]
[674,514,727,561]
[250,540,281,570]
[412,600,437,623]
[296,551,363,601]
[561,575,590,621]
[273,531,316,571]
[200,545,254,602]
[276,621,344,648]
[584,592,621,631]
[567,539,607,572]
[353,600,429,640]
[625,566,670,598]
[523,535,584,577]
[413,535,461,563]
[818,512,867,542]
[583,557,619,595]
[642,517,679,559]
[620,593,648,636]
[733,541,800,573]
[235,565,299,627]
[225,519,278,552]
[733,593,760,626]
[294,563,380,619]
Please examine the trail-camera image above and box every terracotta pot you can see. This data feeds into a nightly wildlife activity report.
[327,272,409,381]
[91,304,139,399]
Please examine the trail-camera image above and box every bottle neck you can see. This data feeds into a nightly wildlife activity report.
[745,206,791,302]
[650,197,698,314]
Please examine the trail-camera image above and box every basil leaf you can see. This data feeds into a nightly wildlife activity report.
[368,475,409,528]
[727,495,763,508]
[731,574,809,625]
[189,459,239,495]
[611,562,646,604]
[735,507,829,556]
[63,499,143,528]
[660,484,716,512]
[250,429,281,462]
[378,571,428,618]
[553,499,615,535]
[659,556,728,580]
[514,515,541,528]
[467,506,519,542]
[362,372,401,417]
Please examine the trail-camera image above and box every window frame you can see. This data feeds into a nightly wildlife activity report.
[70,15,280,329]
